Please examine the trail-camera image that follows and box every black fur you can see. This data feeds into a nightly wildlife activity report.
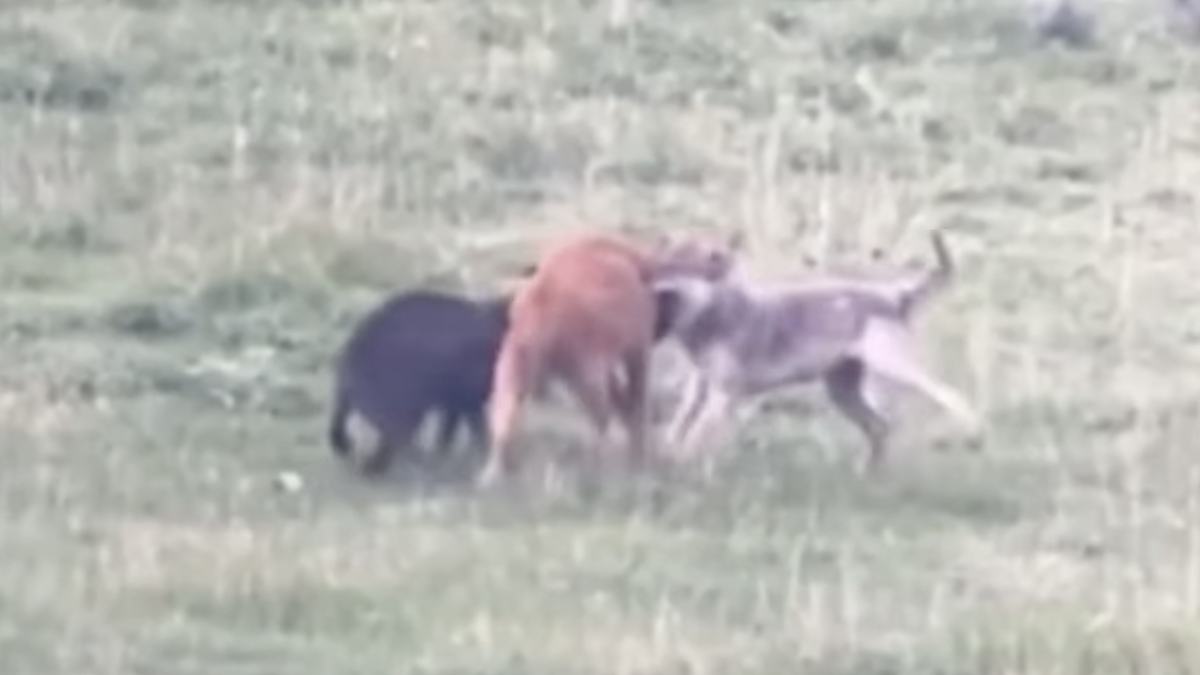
[329,289,511,477]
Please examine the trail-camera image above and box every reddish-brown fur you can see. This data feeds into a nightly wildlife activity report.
[479,231,738,485]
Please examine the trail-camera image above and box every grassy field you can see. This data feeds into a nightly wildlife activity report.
[2,0,1200,672]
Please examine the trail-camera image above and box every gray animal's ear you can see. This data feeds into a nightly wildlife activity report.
[649,232,674,253]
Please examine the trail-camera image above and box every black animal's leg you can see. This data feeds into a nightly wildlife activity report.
[361,407,425,477]
[328,383,355,460]
[433,406,463,457]
[824,359,891,472]
[463,405,490,455]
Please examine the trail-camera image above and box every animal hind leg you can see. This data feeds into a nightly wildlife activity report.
[675,349,743,458]
[560,358,619,468]
[432,406,463,458]
[853,320,983,435]
[480,338,535,487]
[610,349,651,466]
[362,407,425,477]
[824,359,891,473]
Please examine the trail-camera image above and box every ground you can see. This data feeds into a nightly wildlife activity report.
[2,0,1199,673]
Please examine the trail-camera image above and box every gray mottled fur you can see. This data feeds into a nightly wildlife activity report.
[655,231,982,472]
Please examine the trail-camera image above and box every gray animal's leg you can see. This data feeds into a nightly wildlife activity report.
[824,360,891,472]
[852,320,983,435]
[665,369,706,450]
[678,381,740,481]
[675,349,745,458]
[678,380,737,456]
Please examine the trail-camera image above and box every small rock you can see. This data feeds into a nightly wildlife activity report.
[272,471,304,493]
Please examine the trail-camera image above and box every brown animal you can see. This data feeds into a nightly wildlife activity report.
[479,231,741,486]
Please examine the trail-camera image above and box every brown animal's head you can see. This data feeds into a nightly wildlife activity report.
[645,230,743,282]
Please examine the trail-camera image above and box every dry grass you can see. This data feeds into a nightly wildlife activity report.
[2,0,1200,673]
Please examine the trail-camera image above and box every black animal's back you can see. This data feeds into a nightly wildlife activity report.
[340,291,506,389]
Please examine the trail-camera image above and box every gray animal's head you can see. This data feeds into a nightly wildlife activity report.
[645,230,744,283]
[650,273,733,341]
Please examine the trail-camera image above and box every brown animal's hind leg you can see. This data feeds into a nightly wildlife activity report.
[824,359,891,473]
[480,338,533,487]
[560,358,618,468]
[610,350,651,466]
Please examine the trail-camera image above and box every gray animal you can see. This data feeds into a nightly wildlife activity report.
[653,231,983,472]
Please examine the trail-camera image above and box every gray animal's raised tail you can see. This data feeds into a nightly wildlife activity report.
[896,230,954,319]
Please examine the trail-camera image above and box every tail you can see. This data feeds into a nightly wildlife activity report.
[328,381,354,458]
[896,230,954,319]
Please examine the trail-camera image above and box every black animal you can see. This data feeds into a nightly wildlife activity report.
[328,289,512,476]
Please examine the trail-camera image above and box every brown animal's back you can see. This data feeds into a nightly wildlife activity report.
[508,234,655,360]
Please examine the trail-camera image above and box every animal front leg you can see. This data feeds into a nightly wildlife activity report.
[664,370,708,455]
[678,382,737,457]
[676,346,746,459]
